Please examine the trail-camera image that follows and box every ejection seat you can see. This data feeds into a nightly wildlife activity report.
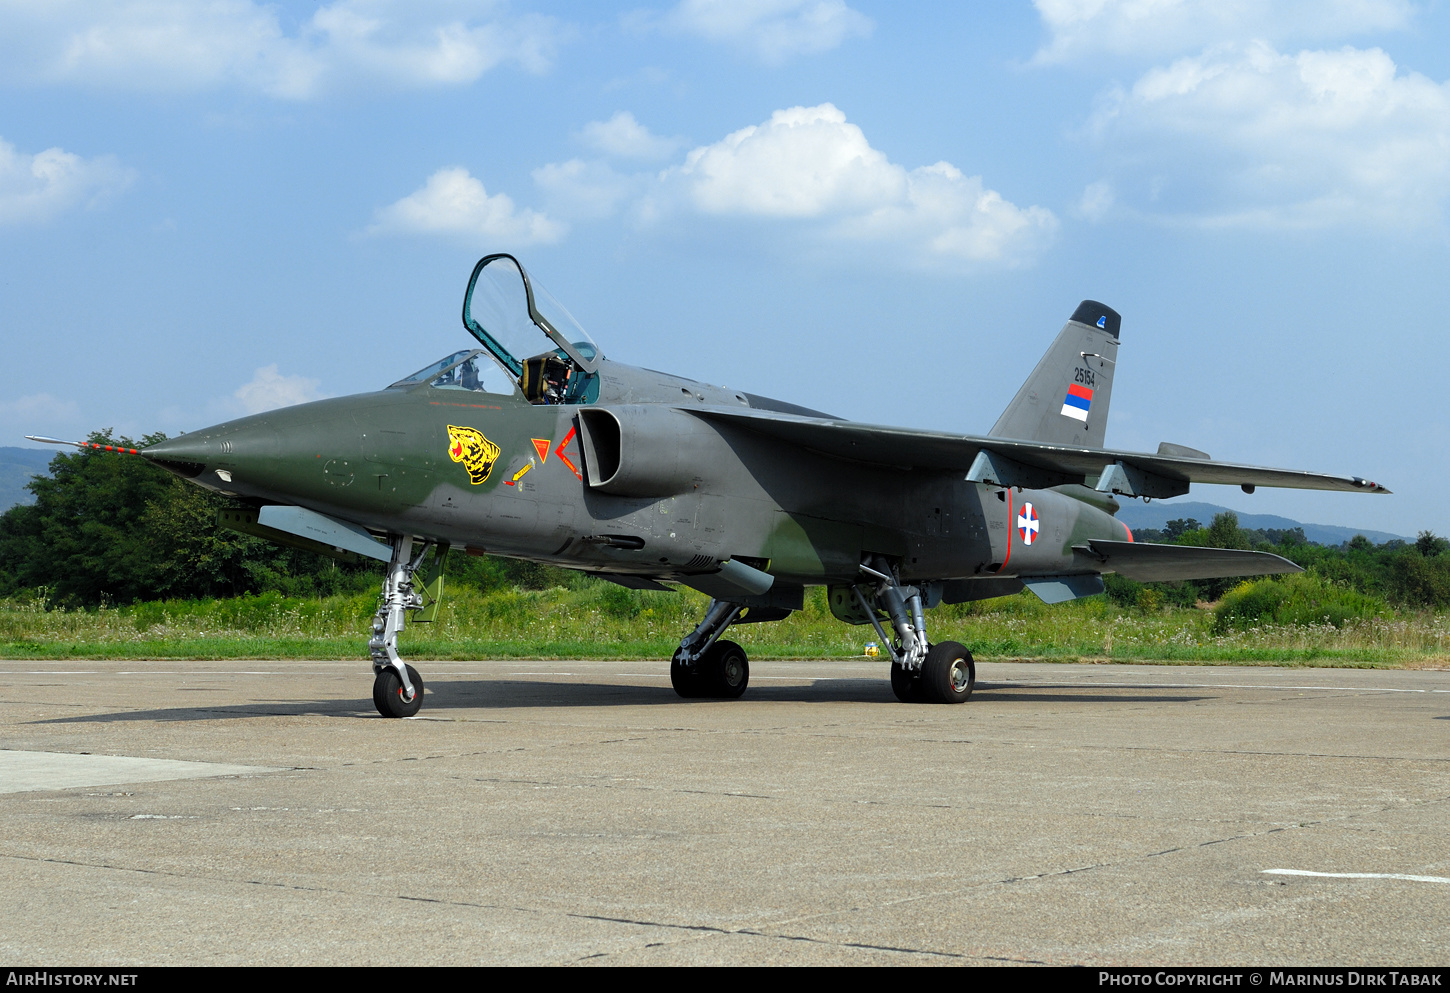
[521,354,572,404]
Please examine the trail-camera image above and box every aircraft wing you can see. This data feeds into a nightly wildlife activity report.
[685,407,1389,496]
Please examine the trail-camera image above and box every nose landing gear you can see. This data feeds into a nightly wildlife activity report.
[368,534,435,718]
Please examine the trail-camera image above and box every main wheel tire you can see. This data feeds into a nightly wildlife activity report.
[890,661,923,703]
[670,649,703,699]
[373,664,425,718]
[702,639,750,699]
[919,641,974,704]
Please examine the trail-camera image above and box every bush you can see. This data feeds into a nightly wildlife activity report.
[1212,574,1388,633]
[1103,573,1142,608]
[1384,549,1450,608]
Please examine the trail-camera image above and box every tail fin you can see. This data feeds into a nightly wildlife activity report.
[989,300,1121,449]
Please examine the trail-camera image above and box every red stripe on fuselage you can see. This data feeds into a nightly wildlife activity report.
[1001,488,1014,573]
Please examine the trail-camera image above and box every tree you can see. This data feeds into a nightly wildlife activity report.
[1163,518,1202,540]
[1206,512,1251,550]
[0,430,375,606]
[1415,531,1449,557]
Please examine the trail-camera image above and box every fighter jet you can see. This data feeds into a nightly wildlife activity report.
[93,254,1387,717]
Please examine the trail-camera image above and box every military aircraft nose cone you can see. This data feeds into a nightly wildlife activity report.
[140,435,214,479]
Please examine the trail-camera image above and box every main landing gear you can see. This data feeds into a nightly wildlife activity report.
[671,599,751,699]
[370,534,428,718]
[857,556,974,705]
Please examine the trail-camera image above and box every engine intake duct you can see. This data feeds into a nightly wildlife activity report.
[577,406,710,497]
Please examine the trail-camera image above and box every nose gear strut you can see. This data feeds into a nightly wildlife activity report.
[369,534,430,717]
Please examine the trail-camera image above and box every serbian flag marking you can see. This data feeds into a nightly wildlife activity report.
[1017,502,1039,545]
[1060,382,1092,422]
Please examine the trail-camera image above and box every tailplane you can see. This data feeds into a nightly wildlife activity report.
[989,300,1120,449]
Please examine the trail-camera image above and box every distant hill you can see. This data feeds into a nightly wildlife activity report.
[1115,500,1407,547]
[0,447,54,513]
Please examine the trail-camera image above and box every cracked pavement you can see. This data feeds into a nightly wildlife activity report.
[1,659,1447,965]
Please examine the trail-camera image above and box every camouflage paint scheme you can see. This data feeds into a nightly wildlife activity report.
[138,372,1142,588]
[135,255,1389,711]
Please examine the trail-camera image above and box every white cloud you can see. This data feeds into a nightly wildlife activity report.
[371,167,564,244]
[1091,42,1450,226]
[579,112,682,161]
[532,159,637,221]
[664,103,1056,264]
[408,106,1054,263]
[0,137,133,224]
[846,163,1059,263]
[1033,0,1412,63]
[234,366,325,415]
[678,104,902,217]
[0,0,566,99]
[664,0,872,63]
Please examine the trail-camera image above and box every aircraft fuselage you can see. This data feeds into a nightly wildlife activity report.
[145,355,1130,594]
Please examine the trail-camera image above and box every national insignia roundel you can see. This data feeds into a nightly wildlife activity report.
[1017,502,1039,545]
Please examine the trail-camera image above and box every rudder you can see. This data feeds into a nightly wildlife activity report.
[989,300,1120,449]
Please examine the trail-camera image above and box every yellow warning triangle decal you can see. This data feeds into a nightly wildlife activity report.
[531,438,551,463]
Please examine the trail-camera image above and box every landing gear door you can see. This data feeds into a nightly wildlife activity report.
[462,254,602,377]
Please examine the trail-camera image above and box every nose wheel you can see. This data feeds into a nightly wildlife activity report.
[374,664,425,718]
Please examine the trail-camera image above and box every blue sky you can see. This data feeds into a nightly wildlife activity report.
[3,0,1449,536]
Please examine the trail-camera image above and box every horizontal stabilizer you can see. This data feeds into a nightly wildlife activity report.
[1074,540,1302,583]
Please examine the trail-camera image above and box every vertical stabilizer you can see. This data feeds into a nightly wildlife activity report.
[989,300,1120,449]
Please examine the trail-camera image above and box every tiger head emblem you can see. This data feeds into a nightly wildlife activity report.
[446,425,501,484]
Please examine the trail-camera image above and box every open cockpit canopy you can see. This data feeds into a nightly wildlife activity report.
[389,256,603,403]
[462,254,600,399]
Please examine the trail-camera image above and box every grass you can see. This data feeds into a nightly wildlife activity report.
[3,583,1449,668]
